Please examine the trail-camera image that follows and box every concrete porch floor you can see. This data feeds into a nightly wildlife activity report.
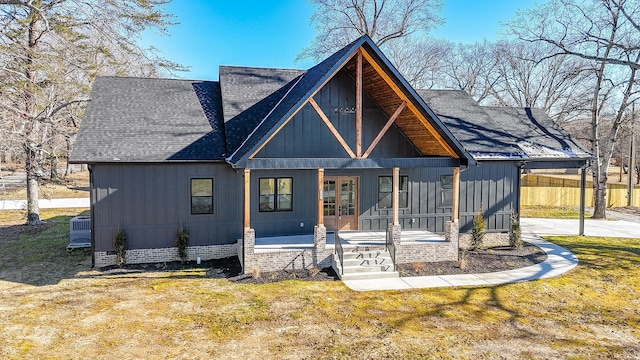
[254,229,446,252]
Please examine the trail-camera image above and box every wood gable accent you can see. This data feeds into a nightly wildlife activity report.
[356,48,458,158]
[248,45,459,160]
[308,97,356,158]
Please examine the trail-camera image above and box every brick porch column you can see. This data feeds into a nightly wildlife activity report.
[243,227,256,272]
[388,223,401,262]
[314,225,326,251]
[445,220,460,260]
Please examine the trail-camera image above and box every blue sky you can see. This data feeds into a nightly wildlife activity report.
[142,0,538,80]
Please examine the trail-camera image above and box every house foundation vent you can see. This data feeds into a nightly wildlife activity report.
[68,216,91,250]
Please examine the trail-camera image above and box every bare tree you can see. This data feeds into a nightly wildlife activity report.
[299,0,443,61]
[509,0,640,218]
[385,36,451,89]
[439,41,501,104]
[0,0,181,224]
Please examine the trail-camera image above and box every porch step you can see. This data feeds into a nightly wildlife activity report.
[332,250,399,280]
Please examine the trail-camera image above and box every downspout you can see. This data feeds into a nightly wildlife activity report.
[89,165,95,268]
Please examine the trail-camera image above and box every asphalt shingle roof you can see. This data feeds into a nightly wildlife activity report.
[71,42,590,165]
[220,67,304,157]
[417,90,591,161]
[226,36,364,164]
[70,77,225,163]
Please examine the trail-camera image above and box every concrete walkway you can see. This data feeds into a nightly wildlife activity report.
[0,198,89,210]
[344,218,640,291]
[342,234,578,291]
[343,217,640,291]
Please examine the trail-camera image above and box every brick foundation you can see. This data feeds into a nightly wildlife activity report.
[459,232,509,249]
[395,240,458,263]
[94,243,237,268]
[251,248,334,272]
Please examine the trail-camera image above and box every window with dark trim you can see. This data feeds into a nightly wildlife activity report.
[439,175,453,208]
[191,178,213,214]
[259,177,292,212]
[378,176,408,209]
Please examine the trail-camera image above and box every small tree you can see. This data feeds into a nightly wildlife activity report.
[176,223,189,263]
[471,208,485,250]
[113,228,127,267]
[509,210,522,250]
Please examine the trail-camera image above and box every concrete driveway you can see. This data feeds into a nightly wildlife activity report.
[521,217,640,238]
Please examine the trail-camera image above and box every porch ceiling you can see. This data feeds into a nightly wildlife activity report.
[343,53,453,158]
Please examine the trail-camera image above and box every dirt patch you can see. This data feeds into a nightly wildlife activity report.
[0,221,56,243]
[610,206,640,217]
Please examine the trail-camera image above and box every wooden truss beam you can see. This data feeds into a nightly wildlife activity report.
[359,48,458,158]
[248,51,360,160]
[393,167,399,226]
[356,51,363,158]
[362,101,406,158]
[318,168,324,226]
[309,97,356,158]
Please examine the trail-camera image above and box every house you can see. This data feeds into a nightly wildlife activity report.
[70,36,590,276]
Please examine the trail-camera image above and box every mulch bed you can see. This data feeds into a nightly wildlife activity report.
[397,243,547,277]
[95,242,547,284]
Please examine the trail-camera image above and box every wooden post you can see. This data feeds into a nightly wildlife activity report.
[362,101,405,158]
[309,97,356,158]
[452,166,460,223]
[356,51,363,158]
[318,168,324,226]
[393,167,399,226]
[244,169,250,229]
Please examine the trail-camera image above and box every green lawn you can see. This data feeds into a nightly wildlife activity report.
[0,209,639,359]
[521,205,593,219]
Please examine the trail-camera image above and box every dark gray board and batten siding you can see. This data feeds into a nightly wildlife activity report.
[90,162,518,251]
[91,163,243,252]
[256,69,421,159]
[459,161,519,233]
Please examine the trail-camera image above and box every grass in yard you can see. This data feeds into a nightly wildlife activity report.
[0,209,639,358]
[521,205,593,219]
[0,171,89,200]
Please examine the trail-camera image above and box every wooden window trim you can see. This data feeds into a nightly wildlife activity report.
[259,177,293,212]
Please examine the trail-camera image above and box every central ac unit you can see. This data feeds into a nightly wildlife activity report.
[68,216,91,250]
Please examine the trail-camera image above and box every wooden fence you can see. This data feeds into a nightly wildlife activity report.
[521,174,640,207]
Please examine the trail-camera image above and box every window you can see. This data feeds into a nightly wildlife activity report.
[378,176,408,209]
[191,178,213,214]
[440,175,453,207]
[259,177,292,212]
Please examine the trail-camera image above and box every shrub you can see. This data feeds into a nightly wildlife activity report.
[412,262,426,273]
[113,228,127,267]
[509,211,523,249]
[176,223,189,263]
[307,266,321,277]
[458,251,468,270]
[471,208,485,250]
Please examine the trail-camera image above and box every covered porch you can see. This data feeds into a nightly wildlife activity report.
[254,229,446,251]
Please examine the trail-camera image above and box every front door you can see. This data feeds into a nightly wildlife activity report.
[323,176,358,231]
